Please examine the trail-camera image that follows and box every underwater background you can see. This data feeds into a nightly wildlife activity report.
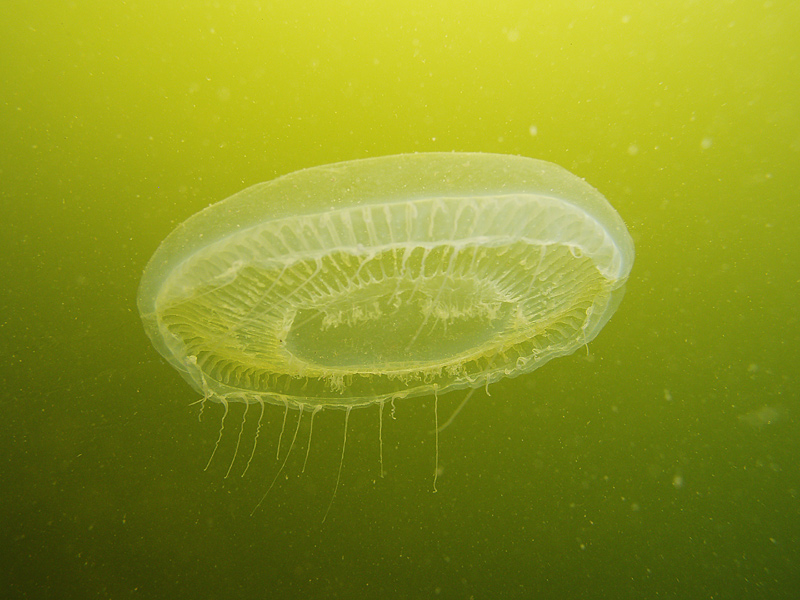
[2,1,798,598]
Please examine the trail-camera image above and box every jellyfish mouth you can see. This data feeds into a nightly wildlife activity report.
[284,275,513,372]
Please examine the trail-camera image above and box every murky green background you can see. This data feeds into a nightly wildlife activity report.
[2,1,798,598]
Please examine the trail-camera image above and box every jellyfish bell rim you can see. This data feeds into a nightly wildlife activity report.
[137,153,634,409]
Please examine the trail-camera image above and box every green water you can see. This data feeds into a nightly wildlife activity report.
[2,1,798,598]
